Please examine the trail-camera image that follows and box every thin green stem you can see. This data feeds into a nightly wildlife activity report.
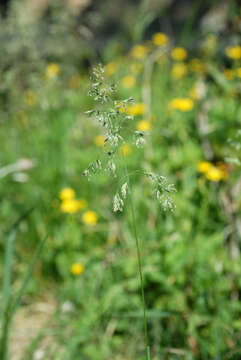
[121,156,150,359]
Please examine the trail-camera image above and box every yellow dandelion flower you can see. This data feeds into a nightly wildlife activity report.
[127,103,147,116]
[130,62,143,74]
[23,91,37,106]
[94,135,105,147]
[236,67,241,78]
[130,45,148,59]
[46,62,60,79]
[59,188,75,201]
[137,120,151,132]
[223,69,233,80]
[189,58,205,73]
[105,62,118,76]
[169,98,194,112]
[71,263,84,276]
[61,199,81,214]
[197,161,212,173]
[82,210,98,226]
[121,75,136,88]
[171,47,187,61]
[119,143,132,156]
[205,166,224,182]
[152,32,169,46]
[225,46,241,60]
[171,63,187,79]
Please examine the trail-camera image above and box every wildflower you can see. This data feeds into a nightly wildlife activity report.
[169,98,194,112]
[23,91,37,106]
[127,103,147,116]
[223,69,233,80]
[59,188,75,201]
[71,263,84,276]
[130,62,143,74]
[236,68,241,78]
[82,210,98,226]
[225,46,241,60]
[119,143,132,156]
[197,161,212,173]
[46,63,60,79]
[171,63,187,79]
[121,75,136,88]
[152,32,169,46]
[105,62,118,76]
[130,45,148,59]
[61,199,81,214]
[189,58,205,73]
[94,135,105,147]
[205,167,224,182]
[137,120,151,132]
[171,47,187,61]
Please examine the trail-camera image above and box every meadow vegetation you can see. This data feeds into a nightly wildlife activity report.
[0,1,241,359]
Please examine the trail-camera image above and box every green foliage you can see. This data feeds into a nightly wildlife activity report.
[0,2,241,359]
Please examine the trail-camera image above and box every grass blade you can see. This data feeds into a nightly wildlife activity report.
[12,233,48,313]
[0,207,34,360]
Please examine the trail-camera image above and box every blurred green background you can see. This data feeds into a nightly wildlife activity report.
[0,0,241,359]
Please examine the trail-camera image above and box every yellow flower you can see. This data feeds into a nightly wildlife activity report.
[197,161,212,173]
[127,103,147,116]
[152,32,169,46]
[236,67,241,78]
[169,98,194,112]
[105,62,118,76]
[171,47,187,61]
[94,135,105,147]
[119,143,132,156]
[205,166,224,182]
[82,210,98,226]
[171,63,187,79]
[189,58,205,73]
[137,120,151,132]
[121,75,136,88]
[46,63,60,79]
[130,62,143,74]
[130,45,148,59]
[23,91,37,106]
[61,199,81,214]
[225,46,241,60]
[59,188,75,201]
[71,263,84,276]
